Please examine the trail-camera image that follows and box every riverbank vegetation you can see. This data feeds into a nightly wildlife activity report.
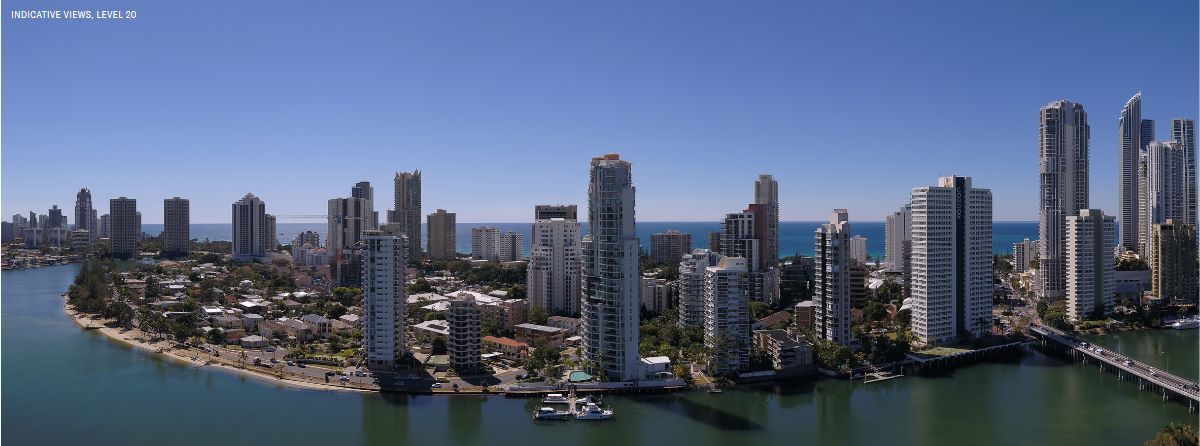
[1144,423,1197,446]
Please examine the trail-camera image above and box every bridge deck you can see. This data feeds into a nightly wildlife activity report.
[1031,325,1199,403]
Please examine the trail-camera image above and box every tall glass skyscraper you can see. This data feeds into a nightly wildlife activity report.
[580,154,640,382]
[1039,99,1089,300]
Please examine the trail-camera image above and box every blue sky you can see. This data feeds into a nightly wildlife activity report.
[3,0,1196,223]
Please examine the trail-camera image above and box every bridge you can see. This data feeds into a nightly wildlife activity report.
[1030,324,1199,411]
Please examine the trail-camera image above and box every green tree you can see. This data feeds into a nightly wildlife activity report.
[431,337,447,355]
[528,306,549,325]
[207,328,225,345]
[750,301,772,320]
[407,279,434,294]
[1144,423,1198,446]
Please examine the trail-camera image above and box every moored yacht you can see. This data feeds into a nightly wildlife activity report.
[532,407,571,420]
[541,393,569,404]
[574,402,613,420]
[1170,317,1199,330]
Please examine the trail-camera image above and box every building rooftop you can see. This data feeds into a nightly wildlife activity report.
[482,336,528,348]
[514,323,565,333]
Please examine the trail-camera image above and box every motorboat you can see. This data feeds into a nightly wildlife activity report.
[576,395,603,406]
[532,407,571,420]
[708,388,723,394]
[574,402,613,420]
[541,393,569,405]
[1169,318,1199,330]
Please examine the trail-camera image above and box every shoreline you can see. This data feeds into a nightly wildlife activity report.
[62,295,374,395]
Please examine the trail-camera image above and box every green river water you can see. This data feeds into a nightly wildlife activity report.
[2,265,1196,445]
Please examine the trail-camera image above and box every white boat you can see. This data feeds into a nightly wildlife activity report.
[574,402,613,420]
[541,393,569,405]
[532,407,571,420]
[1170,318,1199,330]
[576,395,603,406]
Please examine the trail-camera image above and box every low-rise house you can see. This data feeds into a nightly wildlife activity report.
[752,310,793,330]
[407,292,448,305]
[753,329,814,373]
[481,336,529,360]
[412,319,450,341]
[640,356,673,379]
[212,314,243,329]
[330,319,354,336]
[200,306,224,319]
[223,328,247,342]
[300,314,331,337]
[280,318,314,341]
[514,323,567,348]
[282,300,303,311]
[258,320,288,340]
[241,313,264,330]
[338,314,361,326]
[547,316,582,334]
[240,335,269,349]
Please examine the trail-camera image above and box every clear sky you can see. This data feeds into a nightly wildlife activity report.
[3,0,1196,224]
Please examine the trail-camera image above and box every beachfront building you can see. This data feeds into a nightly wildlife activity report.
[471,227,500,261]
[427,209,456,261]
[471,227,523,262]
[1012,238,1038,273]
[754,174,780,270]
[363,231,407,369]
[677,249,720,328]
[1040,99,1090,300]
[911,176,993,346]
[1065,209,1116,322]
[651,230,692,265]
[718,204,781,306]
[527,205,581,315]
[498,231,522,262]
[232,193,268,262]
[703,256,750,375]
[265,214,276,251]
[813,209,852,346]
[163,197,190,256]
[580,154,640,382]
[74,188,95,244]
[391,170,423,263]
[1139,140,1191,261]
[884,204,911,270]
[328,196,370,286]
[848,235,868,264]
[1118,93,1141,252]
[110,197,138,259]
[351,181,377,230]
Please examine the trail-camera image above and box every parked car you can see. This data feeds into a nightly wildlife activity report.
[431,383,442,388]
[339,376,350,382]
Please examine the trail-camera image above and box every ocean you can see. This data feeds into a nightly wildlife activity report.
[143,221,1040,257]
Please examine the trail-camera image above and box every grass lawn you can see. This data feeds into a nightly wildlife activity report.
[911,346,972,358]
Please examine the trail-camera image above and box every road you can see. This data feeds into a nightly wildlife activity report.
[1033,325,1200,401]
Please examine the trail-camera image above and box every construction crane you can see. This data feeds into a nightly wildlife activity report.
[272,214,327,219]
